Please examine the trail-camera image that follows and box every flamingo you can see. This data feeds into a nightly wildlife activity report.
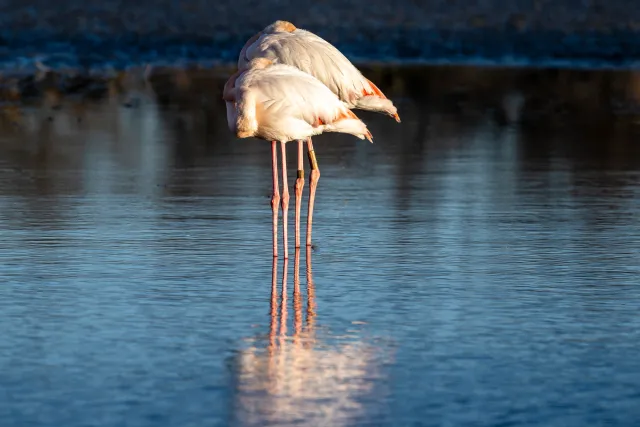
[223,58,373,259]
[237,20,400,249]
[238,20,400,123]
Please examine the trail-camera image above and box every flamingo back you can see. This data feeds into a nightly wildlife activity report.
[233,63,371,142]
[246,31,369,102]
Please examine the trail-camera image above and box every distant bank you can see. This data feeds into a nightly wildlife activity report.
[1,0,640,74]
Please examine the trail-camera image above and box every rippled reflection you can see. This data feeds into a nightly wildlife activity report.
[2,65,640,427]
[231,249,391,427]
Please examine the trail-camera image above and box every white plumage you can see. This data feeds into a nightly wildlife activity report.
[224,58,372,144]
[238,20,400,122]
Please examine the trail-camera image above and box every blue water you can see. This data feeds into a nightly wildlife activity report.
[1,68,640,426]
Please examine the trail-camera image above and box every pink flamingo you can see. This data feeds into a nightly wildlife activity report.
[237,20,400,249]
[223,58,373,259]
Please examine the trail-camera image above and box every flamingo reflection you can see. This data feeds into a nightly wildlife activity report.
[232,248,389,427]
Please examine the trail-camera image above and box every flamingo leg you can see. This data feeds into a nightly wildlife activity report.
[271,141,280,258]
[280,141,290,259]
[294,140,305,248]
[306,137,320,247]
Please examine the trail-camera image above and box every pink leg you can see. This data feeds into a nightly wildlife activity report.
[294,140,305,248]
[306,138,320,247]
[271,141,280,258]
[280,141,290,260]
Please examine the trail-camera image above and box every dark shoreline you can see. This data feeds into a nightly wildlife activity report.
[2,28,640,77]
[2,62,640,131]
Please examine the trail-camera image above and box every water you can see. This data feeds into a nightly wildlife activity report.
[1,65,640,427]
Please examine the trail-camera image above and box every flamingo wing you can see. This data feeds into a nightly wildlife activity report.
[237,64,351,126]
[242,31,376,103]
[234,63,372,142]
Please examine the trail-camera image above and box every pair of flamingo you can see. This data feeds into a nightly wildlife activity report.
[224,20,400,258]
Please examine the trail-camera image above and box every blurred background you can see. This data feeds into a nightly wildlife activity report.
[2,0,640,71]
[1,3,640,427]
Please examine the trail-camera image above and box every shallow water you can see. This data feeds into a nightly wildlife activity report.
[1,66,640,427]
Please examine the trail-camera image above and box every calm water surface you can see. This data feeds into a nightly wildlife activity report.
[1,66,640,426]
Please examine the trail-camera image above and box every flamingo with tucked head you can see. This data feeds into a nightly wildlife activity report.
[238,21,400,122]
[236,20,400,250]
[224,58,372,259]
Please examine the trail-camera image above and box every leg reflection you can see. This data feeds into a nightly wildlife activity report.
[268,248,316,347]
[305,246,316,346]
[267,257,278,388]
[279,257,288,338]
[269,257,278,353]
[293,248,303,342]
